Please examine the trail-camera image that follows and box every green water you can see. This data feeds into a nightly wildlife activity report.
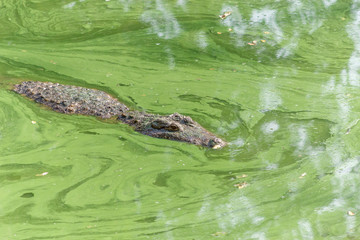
[0,0,359,239]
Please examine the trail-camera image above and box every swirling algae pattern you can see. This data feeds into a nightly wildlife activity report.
[0,0,360,239]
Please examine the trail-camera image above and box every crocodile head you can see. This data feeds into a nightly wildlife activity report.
[118,112,227,149]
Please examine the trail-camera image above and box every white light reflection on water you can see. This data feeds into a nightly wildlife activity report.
[176,0,187,10]
[259,83,282,110]
[313,2,360,234]
[63,1,76,9]
[156,210,175,240]
[323,0,337,8]
[197,198,211,217]
[231,138,245,148]
[196,31,208,49]
[276,32,299,58]
[297,219,314,240]
[323,76,336,92]
[214,195,265,235]
[316,198,345,214]
[215,1,360,237]
[250,8,283,42]
[295,126,307,151]
[332,158,360,194]
[288,0,323,34]
[287,0,303,13]
[164,46,175,69]
[346,7,360,86]
[346,213,356,236]
[141,0,181,39]
[249,231,267,240]
[261,121,279,135]
[119,0,133,12]
[220,5,247,46]
[219,3,326,59]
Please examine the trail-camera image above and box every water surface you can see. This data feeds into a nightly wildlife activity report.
[0,0,359,239]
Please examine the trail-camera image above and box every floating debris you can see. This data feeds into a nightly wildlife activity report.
[348,211,356,216]
[299,172,307,178]
[36,172,49,177]
[261,39,266,43]
[248,41,257,46]
[234,182,248,189]
[211,231,227,237]
[31,120,37,124]
[219,11,232,20]
[264,31,270,34]
[236,174,248,179]
[217,32,222,35]
[228,28,233,32]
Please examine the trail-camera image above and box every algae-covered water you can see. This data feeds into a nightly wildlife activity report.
[0,0,359,239]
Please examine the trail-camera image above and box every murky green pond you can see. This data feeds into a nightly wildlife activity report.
[0,0,359,239]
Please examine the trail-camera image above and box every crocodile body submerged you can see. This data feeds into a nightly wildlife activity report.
[14,81,226,149]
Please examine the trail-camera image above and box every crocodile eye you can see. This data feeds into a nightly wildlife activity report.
[151,120,168,129]
[183,117,195,126]
[165,123,180,132]
[151,120,180,132]
[170,113,182,121]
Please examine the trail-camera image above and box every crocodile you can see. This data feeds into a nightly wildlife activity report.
[13,81,227,149]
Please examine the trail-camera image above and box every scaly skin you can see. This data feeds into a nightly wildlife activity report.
[13,81,129,118]
[118,111,226,148]
[13,81,227,149]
